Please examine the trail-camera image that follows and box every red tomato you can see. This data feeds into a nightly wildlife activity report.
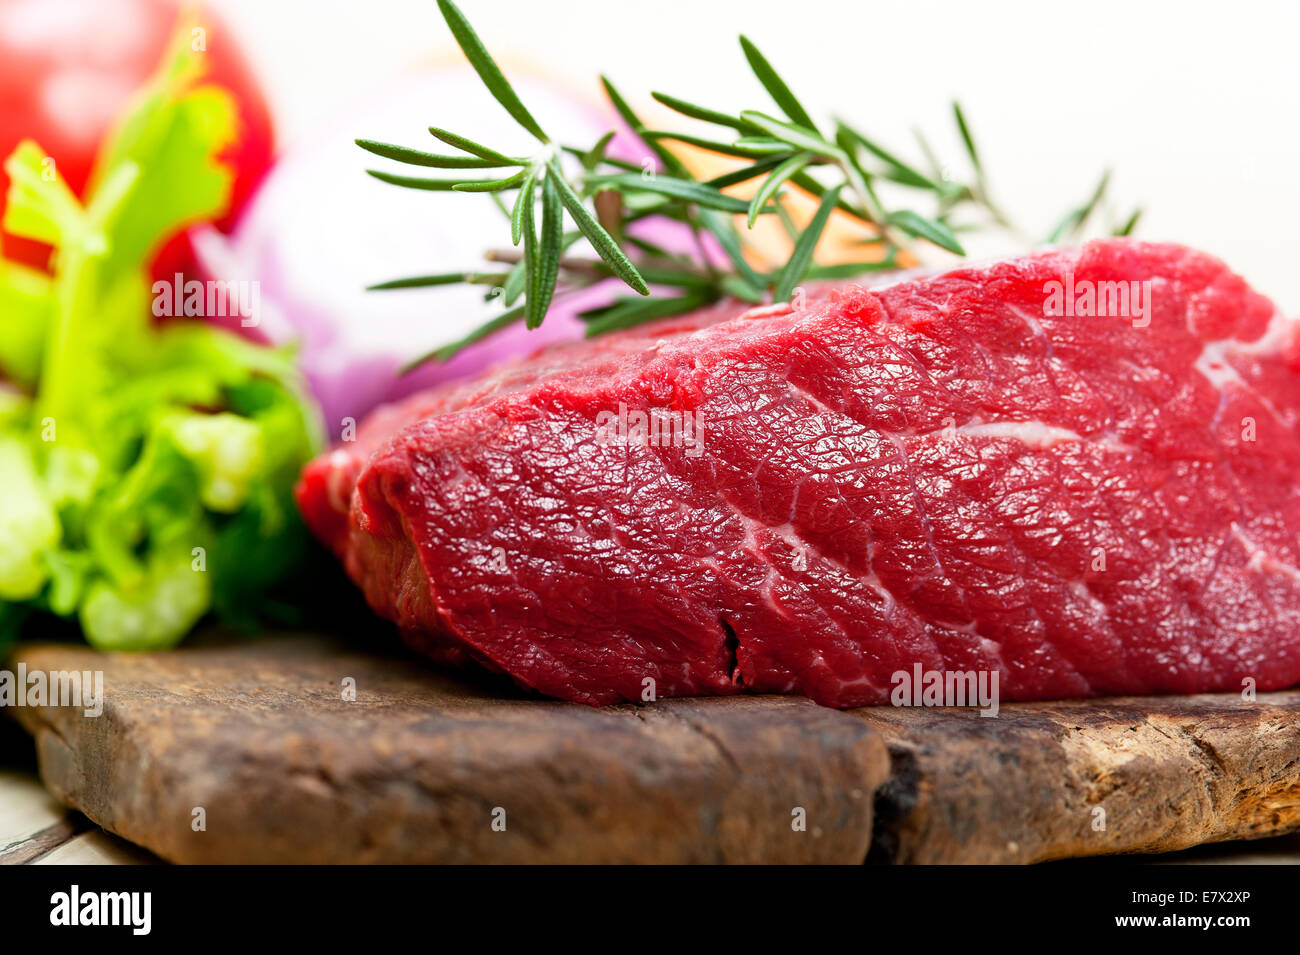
[0,0,274,276]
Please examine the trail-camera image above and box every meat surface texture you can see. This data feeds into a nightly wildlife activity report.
[296,240,1300,708]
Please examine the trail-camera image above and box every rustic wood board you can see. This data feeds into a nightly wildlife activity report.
[858,694,1300,864]
[4,632,1299,864]
[3,634,886,864]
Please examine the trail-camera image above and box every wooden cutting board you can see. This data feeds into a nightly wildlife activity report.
[4,632,1299,864]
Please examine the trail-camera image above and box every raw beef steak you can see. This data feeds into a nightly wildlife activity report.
[296,240,1300,708]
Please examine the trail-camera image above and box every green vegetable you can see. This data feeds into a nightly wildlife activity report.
[364,0,1143,365]
[0,435,59,601]
[0,25,321,652]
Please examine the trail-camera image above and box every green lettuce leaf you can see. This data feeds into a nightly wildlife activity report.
[0,262,51,387]
[0,435,59,601]
[0,19,320,652]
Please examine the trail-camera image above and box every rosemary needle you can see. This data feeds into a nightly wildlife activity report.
[361,0,1135,368]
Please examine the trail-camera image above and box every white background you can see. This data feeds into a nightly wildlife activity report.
[217,0,1300,311]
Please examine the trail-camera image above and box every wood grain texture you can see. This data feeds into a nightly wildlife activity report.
[0,770,68,854]
[0,818,86,865]
[859,692,1300,864]
[29,830,158,865]
[5,634,887,864]
[5,633,1300,864]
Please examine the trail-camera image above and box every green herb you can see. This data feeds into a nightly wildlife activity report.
[0,22,320,651]
[1113,207,1143,238]
[1047,169,1111,243]
[363,0,1137,365]
[775,184,843,301]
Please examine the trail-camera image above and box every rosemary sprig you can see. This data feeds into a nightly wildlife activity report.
[363,0,1141,368]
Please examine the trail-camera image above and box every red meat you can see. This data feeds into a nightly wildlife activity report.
[297,240,1300,707]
